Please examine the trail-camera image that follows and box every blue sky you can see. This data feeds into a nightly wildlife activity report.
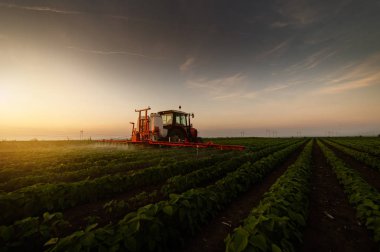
[0,0,380,139]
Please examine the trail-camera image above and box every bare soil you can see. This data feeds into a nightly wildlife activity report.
[181,142,307,252]
[300,142,376,252]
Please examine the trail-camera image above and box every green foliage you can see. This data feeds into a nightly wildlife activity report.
[318,140,380,243]
[325,139,380,170]
[0,212,69,251]
[225,140,313,252]
[46,140,306,252]
[103,190,159,218]
[161,140,300,195]
[0,151,234,225]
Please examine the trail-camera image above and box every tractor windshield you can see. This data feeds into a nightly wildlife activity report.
[175,114,188,126]
[162,113,173,126]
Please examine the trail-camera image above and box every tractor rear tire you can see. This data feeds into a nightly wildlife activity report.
[168,129,185,142]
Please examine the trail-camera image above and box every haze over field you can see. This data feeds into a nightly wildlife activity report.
[1,0,380,139]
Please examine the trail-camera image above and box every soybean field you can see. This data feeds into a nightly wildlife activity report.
[0,137,380,251]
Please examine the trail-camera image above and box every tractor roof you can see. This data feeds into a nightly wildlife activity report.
[158,110,188,115]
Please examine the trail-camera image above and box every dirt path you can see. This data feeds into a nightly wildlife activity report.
[323,141,380,191]
[181,142,307,252]
[300,142,376,252]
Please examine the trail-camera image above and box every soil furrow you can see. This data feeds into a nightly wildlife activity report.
[300,142,376,252]
[323,141,380,191]
[181,142,307,252]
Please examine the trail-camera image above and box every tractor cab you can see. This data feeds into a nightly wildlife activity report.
[158,110,197,142]
[159,110,190,127]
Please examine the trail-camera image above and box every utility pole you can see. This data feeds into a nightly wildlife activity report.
[80,130,83,140]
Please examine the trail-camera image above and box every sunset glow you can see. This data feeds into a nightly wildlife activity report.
[1,1,380,140]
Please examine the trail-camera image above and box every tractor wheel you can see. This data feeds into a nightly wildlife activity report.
[168,129,185,142]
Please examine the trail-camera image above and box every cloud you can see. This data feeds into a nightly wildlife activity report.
[318,78,373,94]
[262,84,290,92]
[0,3,81,14]
[66,46,164,60]
[317,53,380,94]
[256,39,291,60]
[285,47,338,73]
[186,73,292,101]
[271,22,289,28]
[179,57,195,73]
[187,73,247,100]
[275,0,321,27]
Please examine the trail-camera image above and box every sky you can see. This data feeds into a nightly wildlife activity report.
[0,0,380,140]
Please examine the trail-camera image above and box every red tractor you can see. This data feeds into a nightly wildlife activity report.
[130,106,199,143]
[99,106,244,150]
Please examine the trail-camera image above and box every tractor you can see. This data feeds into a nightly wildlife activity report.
[99,106,244,150]
[130,106,199,143]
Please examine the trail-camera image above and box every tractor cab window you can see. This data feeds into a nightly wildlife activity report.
[162,113,173,126]
[175,114,187,126]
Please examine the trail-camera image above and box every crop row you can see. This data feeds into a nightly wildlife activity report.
[0,144,298,250]
[161,140,301,195]
[208,138,300,151]
[318,141,380,243]
[0,212,69,252]
[0,141,303,251]
[225,140,312,252]
[102,140,303,219]
[0,151,237,225]
[327,137,380,149]
[45,140,305,251]
[323,139,380,171]
[0,147,209,185]
[328,138,380,157]
[0,150,220,192]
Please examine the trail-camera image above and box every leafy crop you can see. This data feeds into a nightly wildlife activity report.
[324,139,380,171]
[161,141,299,195]
[225,140,312,252]
[45,141,305,251]
[319,141,380,243]
[0,212,69,252]
[0,152,235,225]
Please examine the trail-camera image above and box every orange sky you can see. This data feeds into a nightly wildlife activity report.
[1,1,380,139]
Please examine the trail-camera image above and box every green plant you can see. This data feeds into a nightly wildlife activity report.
[318,140,380,243]
[225,140,313,252]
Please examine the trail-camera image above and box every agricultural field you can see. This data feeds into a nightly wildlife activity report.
[0,137,379,251]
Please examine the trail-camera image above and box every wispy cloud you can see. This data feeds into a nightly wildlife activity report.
[67,46,164,60]
[285,47,338,73]
[271,21,289,28]
[186,73,247,100]
[187,73,292,101]
[262,84,290,92]
[318,77,375,94]
[0,3,81,14]
[317,53,380,94]
[256,39,291,61]
[179,57,195,73]
[275,0,321,27]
